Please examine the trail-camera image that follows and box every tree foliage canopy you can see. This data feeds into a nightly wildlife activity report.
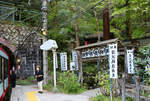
[44,0,150,52]
[5,0,150,48]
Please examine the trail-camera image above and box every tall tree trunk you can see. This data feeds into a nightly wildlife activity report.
[54,0,58,27]
[74,0,83,84]
[75,19,80,47]
[42,0,48,85]
[126,0,131,39]
[103,8,110,40]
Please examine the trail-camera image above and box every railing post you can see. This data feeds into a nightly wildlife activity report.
[135,75,140,101]
[122,73,126,101]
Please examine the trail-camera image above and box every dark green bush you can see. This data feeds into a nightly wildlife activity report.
[91,95,134,101]
[57,71,85,93]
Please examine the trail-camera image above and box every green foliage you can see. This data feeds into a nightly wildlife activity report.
[27,76,35,82]
[47,0,100,48]
[95,71,111,96]
[6,0,150,40]
[43,71,86,94]
[91,95,122,101]
[135,45,150,67]
[126,97,135,101]
[57,71,86,94]
[91,95,134,101]
[43,79,54,91]
[82,63,98,88]
[46,0,150,50]
[135,45,150,85]
[141,90,150,97]
[17,76,35,85]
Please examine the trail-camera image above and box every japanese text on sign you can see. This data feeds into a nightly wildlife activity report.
[72,51,79,70]
[127,49,134,74]
[82,47,107,59]
[108,43,118,79]
[60,52,67,71]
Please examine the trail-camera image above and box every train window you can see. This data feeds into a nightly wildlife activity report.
[0,57,2,83]
[4,59,8,79]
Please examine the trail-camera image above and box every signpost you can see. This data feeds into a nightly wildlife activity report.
[108,43,118,79]
[60,52,67,71]
[108,43,118,101]
[53,49,57,88]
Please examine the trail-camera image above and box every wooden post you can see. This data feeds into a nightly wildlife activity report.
[124,47,128,73]
[122,48,127,101]
[103,0,110,40]
[72,70,74,75]
[97,57,101,71]
[122,73,126,101]
[109,78,113,101]
[78,51,83,84]
[135,75,140,101]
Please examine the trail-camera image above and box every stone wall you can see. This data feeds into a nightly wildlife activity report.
[0,22,42,77]
[0,22,38,45]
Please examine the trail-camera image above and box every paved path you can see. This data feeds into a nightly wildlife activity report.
[11,85,101,101]
[11,85,29,101]
[81,88,101,97]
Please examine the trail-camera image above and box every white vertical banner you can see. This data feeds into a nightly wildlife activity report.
[60,52,67,71]
[108,43,118,79]
[72,51,79,70]
[127,49,134,74]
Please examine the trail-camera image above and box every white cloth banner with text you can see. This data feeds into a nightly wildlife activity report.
[72,51,79,70]
[60,52,67,71]
[108,43,118,79]
[127,49,134,74]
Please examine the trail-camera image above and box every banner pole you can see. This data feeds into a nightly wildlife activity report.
[110,78,113,101]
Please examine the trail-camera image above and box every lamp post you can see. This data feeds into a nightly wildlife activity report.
[52,49,57,89]
[40,39,58,90]
[17,57,21,70]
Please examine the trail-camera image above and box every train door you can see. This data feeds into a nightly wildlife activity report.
[2,58,4,91]
[4,59,8,90]
[0,57,3,97]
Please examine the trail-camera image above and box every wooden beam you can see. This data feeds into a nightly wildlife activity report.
[75,38,118,50]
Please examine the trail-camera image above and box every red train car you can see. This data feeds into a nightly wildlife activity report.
[0,38,16,101]
[0,47,10,101]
